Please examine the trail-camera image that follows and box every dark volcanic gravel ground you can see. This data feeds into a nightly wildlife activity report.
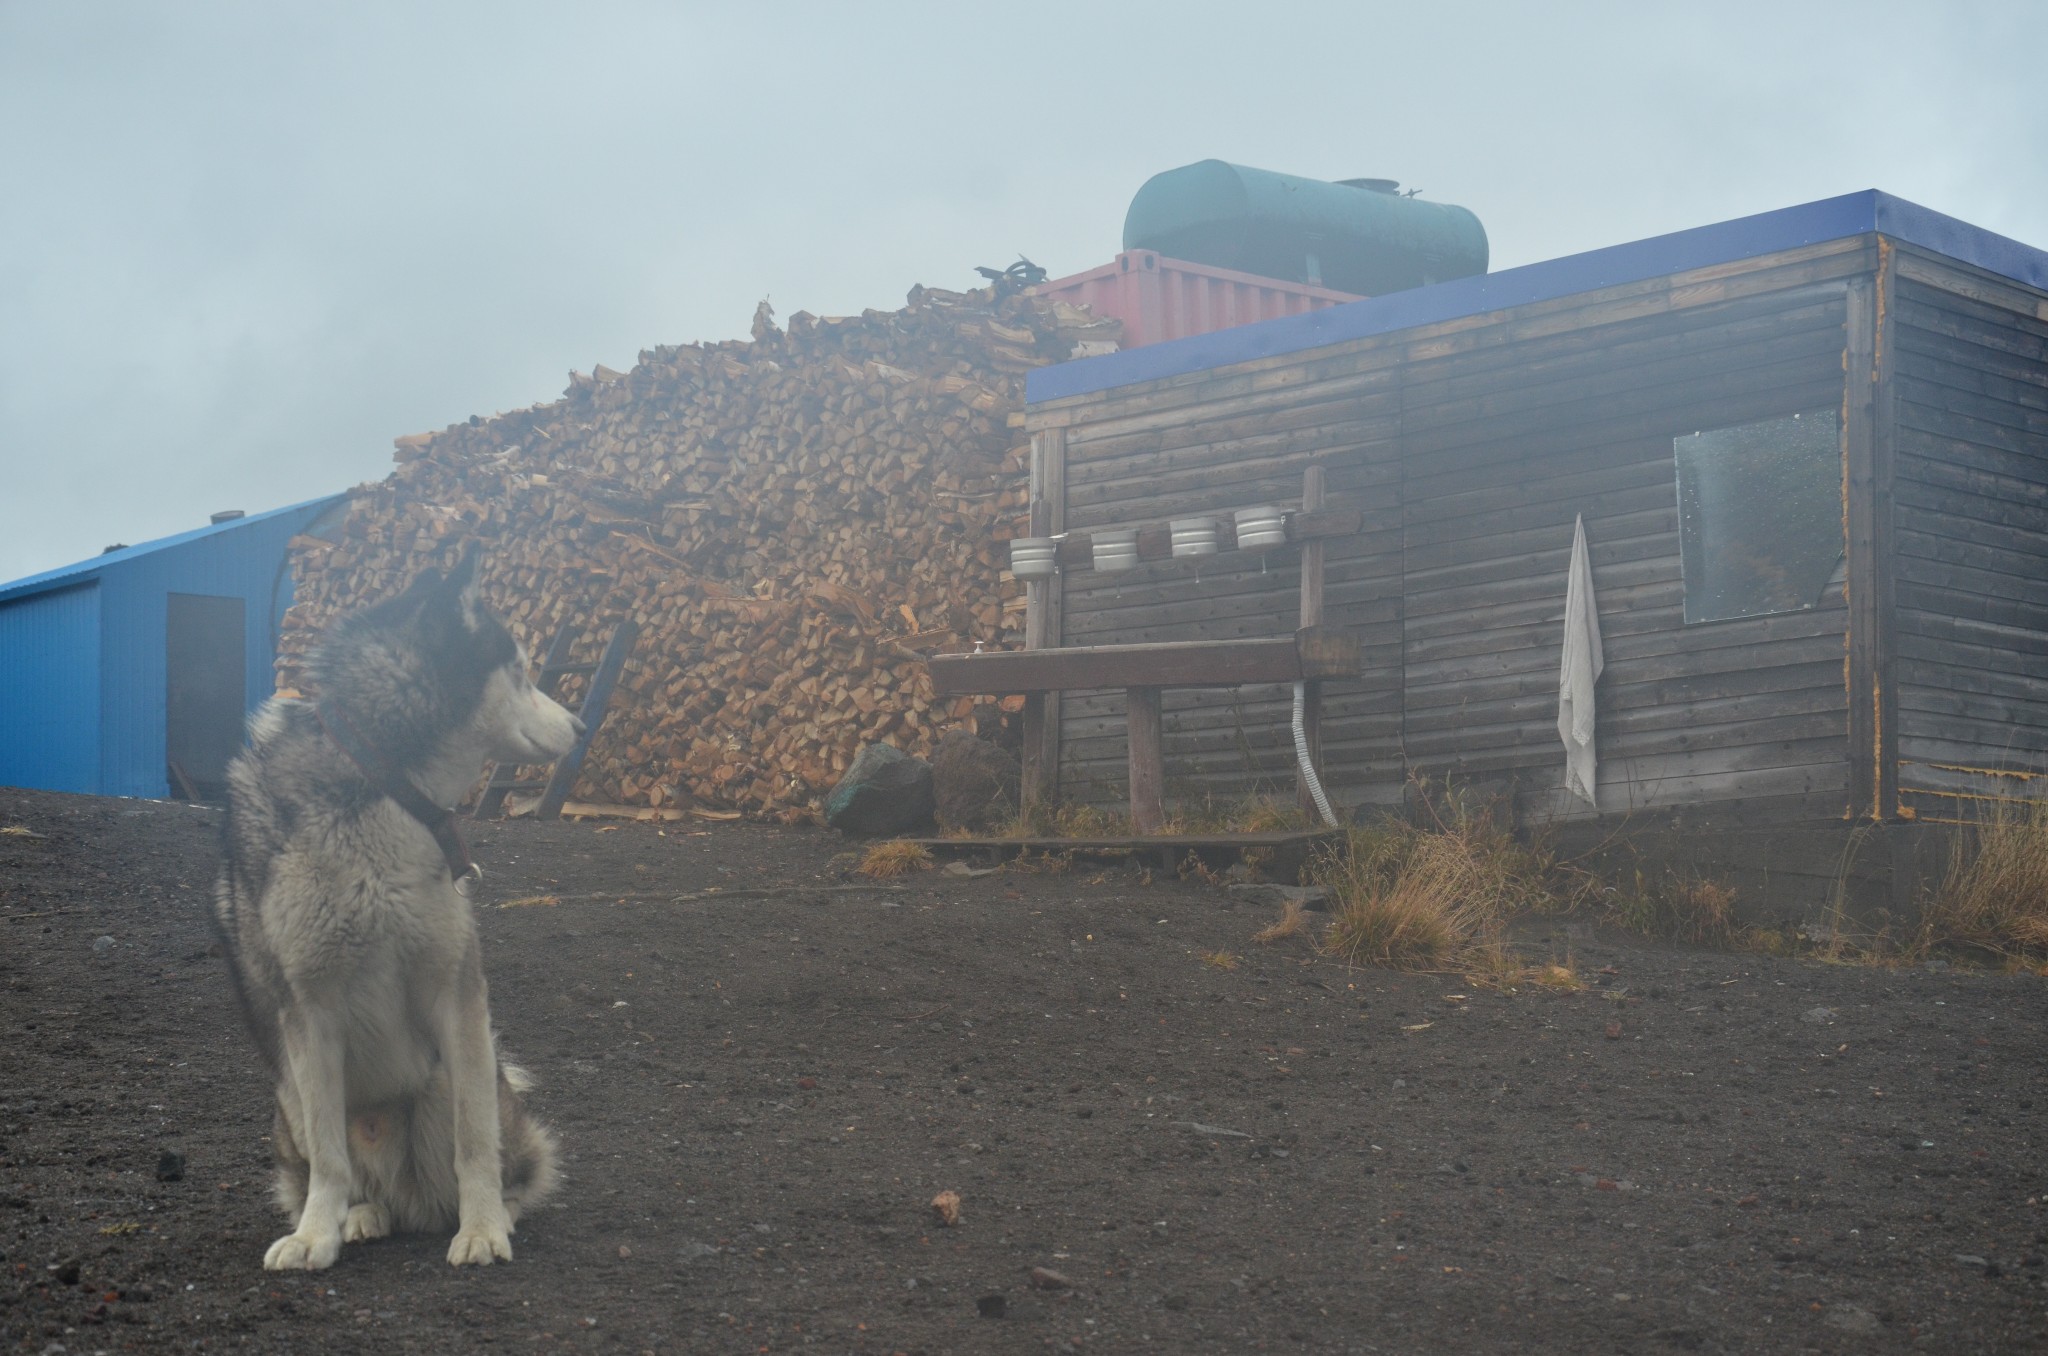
[3,785,2046,1355]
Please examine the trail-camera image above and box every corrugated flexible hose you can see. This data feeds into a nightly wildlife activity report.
[1293,681,1339,829]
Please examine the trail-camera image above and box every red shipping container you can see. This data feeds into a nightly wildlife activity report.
[1030,249,1362,350]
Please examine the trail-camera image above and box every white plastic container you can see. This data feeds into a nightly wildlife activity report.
[1009,537,1059,579]
[1233,505,1287,550]
[1090,528,1140,572]
[1170,517,1219,557]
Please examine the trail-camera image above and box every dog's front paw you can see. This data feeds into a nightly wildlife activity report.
[343,1203,391,1243]
[264,1230,341,1271]
[447,1223,513,1266]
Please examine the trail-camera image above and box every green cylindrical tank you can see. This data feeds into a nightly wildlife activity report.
[1122,160,1488,296]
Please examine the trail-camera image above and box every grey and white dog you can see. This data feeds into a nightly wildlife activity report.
[213,550,581,1269]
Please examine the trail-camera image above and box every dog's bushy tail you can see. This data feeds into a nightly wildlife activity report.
[498,1062,559,1222]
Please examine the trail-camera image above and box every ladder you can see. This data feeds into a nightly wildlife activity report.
[473,617,639,820]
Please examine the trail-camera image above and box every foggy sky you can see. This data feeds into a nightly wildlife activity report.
[3,1,2043,582]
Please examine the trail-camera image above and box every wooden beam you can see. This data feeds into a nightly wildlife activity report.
[1844,272,1884,820]
[1295,625,1358,677]
[1043,429,1067,804]
[1019,693,1049,803]
[1127,686,1165,833]
[1871,243,1900,819]
[1296,463,1326,816]
[928,628,1362,695]
[1021,428,1066,806]
[1891,242,2048,323]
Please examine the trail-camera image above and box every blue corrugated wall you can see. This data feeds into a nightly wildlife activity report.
[0,582,102,793]
[94,504,337,798]
[0,495,345,798]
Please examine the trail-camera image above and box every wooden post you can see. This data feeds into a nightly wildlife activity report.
[1295,463,1327,816]
[1127,685,1165,833]
[1020,428,1067,808]
[1844,271,1893,821]
[1871,245,1900,820]
[1021,490,1047,805]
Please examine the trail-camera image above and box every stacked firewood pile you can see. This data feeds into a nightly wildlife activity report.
[277,285,1117,821]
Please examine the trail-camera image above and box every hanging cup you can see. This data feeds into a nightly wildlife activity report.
[1233,505,1287,550]
[1090,528,1139,572]
[1008,537,1059,579]
[1169,517,1219,557]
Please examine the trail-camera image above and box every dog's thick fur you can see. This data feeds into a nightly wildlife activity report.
[212,552,581,1269]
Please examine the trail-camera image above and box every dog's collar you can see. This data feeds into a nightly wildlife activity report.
[313,700,481,892]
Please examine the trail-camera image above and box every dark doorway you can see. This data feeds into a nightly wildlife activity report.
[166,593,246,800]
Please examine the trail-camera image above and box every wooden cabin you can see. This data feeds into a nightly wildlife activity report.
[1015,191,2048,919]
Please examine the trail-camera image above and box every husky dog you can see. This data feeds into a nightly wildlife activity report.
[212,550,582,1269]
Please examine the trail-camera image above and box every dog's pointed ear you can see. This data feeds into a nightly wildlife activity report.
[445,543,484,626]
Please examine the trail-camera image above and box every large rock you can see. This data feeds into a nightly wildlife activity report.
[824,743,934,835]
[930,729,1021,832]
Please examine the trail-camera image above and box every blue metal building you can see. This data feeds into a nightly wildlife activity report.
[0,495,348,798]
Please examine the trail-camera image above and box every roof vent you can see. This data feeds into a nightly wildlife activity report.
[209,509,246,525]
[102,543,129,554]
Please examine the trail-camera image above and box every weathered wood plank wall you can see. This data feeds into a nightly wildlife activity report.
[1889,248,2048,818]
[1034,238,1879,822]
[1403,271,1858,825]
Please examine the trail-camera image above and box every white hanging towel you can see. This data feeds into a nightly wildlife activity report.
[1558,514,1604,808]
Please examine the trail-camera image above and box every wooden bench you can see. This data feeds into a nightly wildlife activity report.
[928,627,1360,832]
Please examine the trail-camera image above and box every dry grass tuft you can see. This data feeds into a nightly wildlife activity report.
[1662,875,1739,944]
[1459,951,1585,992]
[1004,801,1132,840]
[1252,899,1309,944]
[1163,792,1308,835]
[1310,791,1555,972]
[1000,792,1306,840]
[1524,962,1586,991]
[1314,832,1505,970]
[1007,847,1074,875]
[856,840,933,878]
[1199,949,1240,970]
[1235,799,1299,834]
[1915,799,2048,960]
[1596,869,1741,946]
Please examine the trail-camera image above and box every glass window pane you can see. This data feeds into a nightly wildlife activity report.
[1674,408,1843,625]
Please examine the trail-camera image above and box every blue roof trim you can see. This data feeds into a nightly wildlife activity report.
[1027,190,2048,405]
[1872,193,2048,295]
[0,494,348,604]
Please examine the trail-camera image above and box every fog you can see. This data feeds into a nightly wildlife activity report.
[2,0,2041,580]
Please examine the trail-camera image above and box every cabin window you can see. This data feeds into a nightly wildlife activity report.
[1674,408,1843,625]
